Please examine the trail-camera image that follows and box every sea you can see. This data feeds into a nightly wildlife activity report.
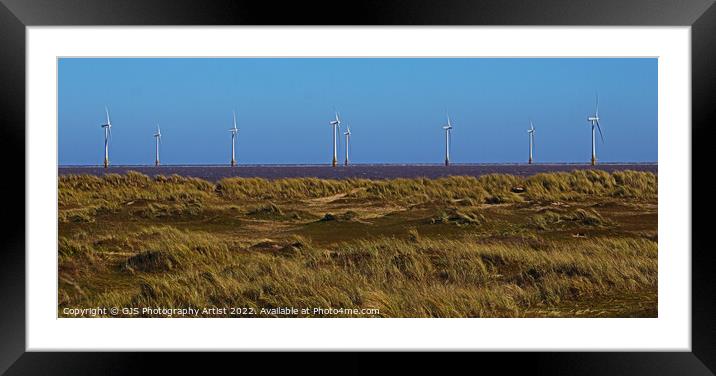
[58,163,658,182]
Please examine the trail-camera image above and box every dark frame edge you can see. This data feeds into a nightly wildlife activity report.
[0,1,26,375]
[692,0,716,374]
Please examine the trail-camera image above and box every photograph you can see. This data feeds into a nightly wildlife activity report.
[57,57,658,318]
[3,0,711,370]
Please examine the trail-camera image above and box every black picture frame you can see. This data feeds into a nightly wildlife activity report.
[1,0,714,374]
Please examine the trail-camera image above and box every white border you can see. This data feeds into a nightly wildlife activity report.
[27,27,690,351]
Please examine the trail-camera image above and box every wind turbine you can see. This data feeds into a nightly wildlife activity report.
[229,110,239,167]
[101,106,112,168]
[344,124,351,166]
[587,94,605,165]
[329,111,341,167]
[442,113,453,166]
[528,120,536,164]
[153,123,162,166]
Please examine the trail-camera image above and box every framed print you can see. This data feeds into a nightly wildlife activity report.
[1,0,715,373]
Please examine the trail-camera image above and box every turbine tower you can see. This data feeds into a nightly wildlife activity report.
[442,114,453,166]
[101,106,112,168]
[153,123,162,166]
[587,95,605,165]
[229,111,239,167]
[344,124,351,166]
[329,112,341,167]
[528,120,536,164]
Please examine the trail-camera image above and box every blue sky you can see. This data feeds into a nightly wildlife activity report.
[58,58,657,165]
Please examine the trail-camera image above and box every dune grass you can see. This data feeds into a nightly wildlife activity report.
[58,170,658,318]
[59,169,656,208]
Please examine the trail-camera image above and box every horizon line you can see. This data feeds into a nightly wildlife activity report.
[59,162,658,168]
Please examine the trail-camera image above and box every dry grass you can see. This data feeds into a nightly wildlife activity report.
[60,227,656,318]
[58,170,658,318]
[531,208,610,230]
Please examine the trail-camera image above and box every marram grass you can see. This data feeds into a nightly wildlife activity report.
[58,170,657,317]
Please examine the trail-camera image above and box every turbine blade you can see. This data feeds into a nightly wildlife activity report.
[233,110,237,129]
[595,93,599,117]
[105,106,111,125]
[596,120,604,143]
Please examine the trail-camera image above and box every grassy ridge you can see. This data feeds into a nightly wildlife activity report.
[58,170,658,318]
[59,169,656,207]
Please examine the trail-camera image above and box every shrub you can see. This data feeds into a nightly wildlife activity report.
[124,250,179,273]
[431,207,485,226]
[248,202,283,216]
[531,208,608,230]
